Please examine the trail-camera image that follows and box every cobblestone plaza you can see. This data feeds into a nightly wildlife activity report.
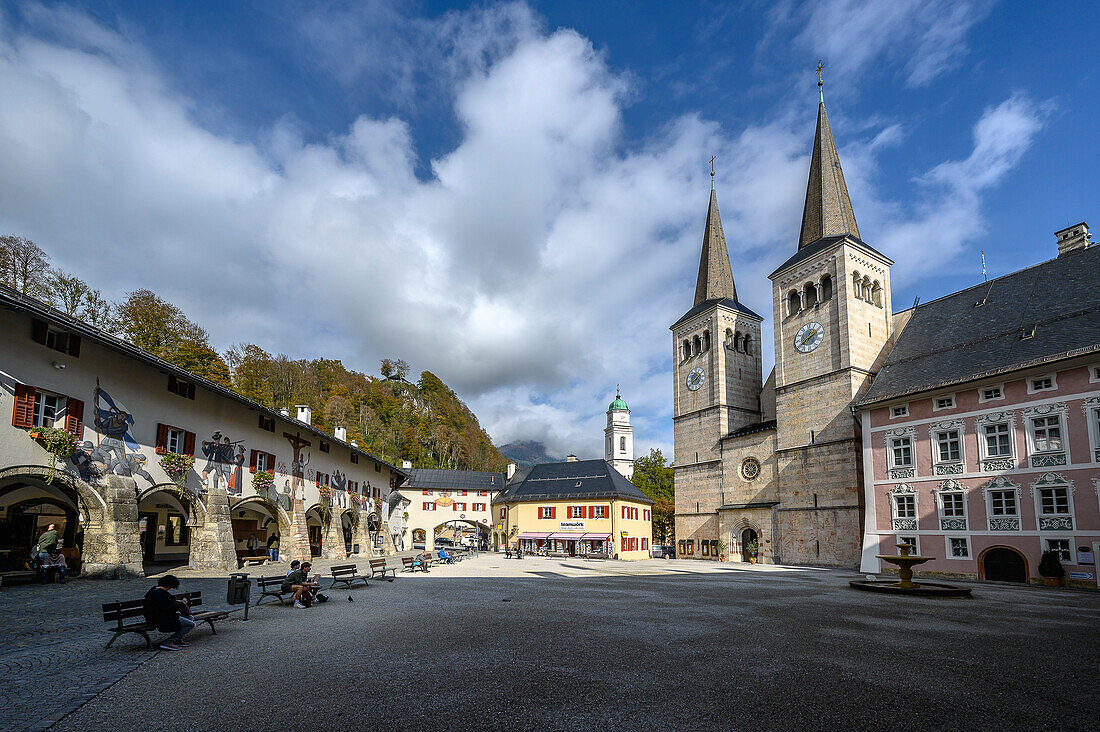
[1,555,1096,730]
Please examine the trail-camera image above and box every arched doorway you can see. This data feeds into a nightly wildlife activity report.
[0,473,85,573]
[231,497,283,562]
[740,528,758,563]
[411,528,426,549]
[137,487,193,568]
[981,546,1027,583]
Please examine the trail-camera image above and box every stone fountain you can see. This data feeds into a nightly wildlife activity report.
[849,543,972,597]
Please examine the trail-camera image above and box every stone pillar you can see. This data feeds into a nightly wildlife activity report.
[284,498,312,563]
[351,510,371,556]
[189,488,237,571]
[376,521,398,556]
[80,475,143,578]
[322,509,344,559]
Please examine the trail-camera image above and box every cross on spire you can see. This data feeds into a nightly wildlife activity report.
[816,60,824,103]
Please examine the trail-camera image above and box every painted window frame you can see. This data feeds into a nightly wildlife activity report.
[1086,398,1100,463]
[539,506,553,519]
[978,384,1005,403]
[1089,364,1100,384]
[944,535,971,560]
[591,505,607,519]
[889,404,909,419]
[933,428,962,464]
[1035,485,1072,517]
[891,493,916,520]
[936,489,967,520]
[896,535,920,555]
[1043,537,1076,565]
[979,421,1014,460]
[1026,373,1057,394]
[1026,413,1065,455]
[888,436,914,468]
[933,394,956,411]
[32,390,67,429]
[166,427,184,455]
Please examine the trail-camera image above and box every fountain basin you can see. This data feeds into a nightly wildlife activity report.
[849,579,972,598]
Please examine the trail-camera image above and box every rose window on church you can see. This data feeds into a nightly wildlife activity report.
[740,457,761,481]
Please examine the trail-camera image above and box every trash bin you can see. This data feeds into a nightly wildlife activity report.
[227,572,252,620]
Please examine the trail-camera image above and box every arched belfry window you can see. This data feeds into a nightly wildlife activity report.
[852,272,862,300]
[683,339,691,360]
[734,330,743,352]
[693,335,701,355]
[743,334,753,355]
[861,276,872,302]
[787,290,801,317]
[619,436,626,453]
[804,282,818,307]
[820,274,832,301]
[703,330,711,352]
[725,328,733,348]
[872,280,883,308]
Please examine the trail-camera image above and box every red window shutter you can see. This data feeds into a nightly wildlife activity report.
[249,449,258,473]
[67,334,81,357]
[183,431,196,457]
[155,424,169,454]
[12,384,36,428]
[550,507,556,519]
[65,398,84,438]
[605,505,611,518]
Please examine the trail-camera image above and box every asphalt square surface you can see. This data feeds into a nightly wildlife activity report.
[2,555,1098,731]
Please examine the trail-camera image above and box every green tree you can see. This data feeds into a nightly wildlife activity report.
[632,448,675,543]
[43,269,117,330]
[115,289,230,384]
[226,343,274,405]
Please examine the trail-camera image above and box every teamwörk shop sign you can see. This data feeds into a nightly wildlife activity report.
[559,521,584,531]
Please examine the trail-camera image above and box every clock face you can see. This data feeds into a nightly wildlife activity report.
[686,367,706,391]
[794,322,825,353]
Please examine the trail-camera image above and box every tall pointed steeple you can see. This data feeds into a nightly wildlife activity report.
[694,185,738,305]
[797,100,860,249]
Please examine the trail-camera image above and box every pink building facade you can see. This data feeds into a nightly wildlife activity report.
[857,224,1100,586]
[860,360,1100,585]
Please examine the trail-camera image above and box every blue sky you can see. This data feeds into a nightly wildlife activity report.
[0,1,1096,460]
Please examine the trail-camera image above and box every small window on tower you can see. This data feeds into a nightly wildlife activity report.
[820,274,832,300]
[620,436,626,453]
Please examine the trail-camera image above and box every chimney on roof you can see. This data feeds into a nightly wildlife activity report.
[566,454,578,462]
[401,460,412,469]
[295,405,312,425]
[506,462,516,480]
[279,408,289,417]
[334,426,347,441]
[1056,221,1090,256]
[350,440,358,448]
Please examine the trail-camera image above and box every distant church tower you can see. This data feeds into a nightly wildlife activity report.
[605,386,635,479]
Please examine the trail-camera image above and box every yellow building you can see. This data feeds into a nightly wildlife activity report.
[492,458,654,560]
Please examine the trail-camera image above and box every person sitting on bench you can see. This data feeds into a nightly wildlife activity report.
[411,553,430,573]
[438,548,455,564]
[143,575,194,651]
[41,548,67,584]
[282,561,320,608]
[286,560,300,577]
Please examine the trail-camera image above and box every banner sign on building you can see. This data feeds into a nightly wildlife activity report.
[559,521,584,531]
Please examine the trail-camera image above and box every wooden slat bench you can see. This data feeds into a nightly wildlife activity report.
[329,564,369,589]
[369,558,396,581]
[0,570,38,587]
[400,556,416,572]
[102,591,229,649]
[256,575,294,605]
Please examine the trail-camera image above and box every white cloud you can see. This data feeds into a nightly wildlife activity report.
[0,3,1041,461]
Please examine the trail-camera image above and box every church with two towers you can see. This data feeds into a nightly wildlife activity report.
[672,92,894,568]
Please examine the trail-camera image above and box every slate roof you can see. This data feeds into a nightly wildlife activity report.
[724,419,777,440]
[403,468,505,492]
[769,234,892,280]
[798,101,861,249]
[493,459,653,505]
[672,297,763,329]
[0,284,410,479]
[859,245,1100,406]
[694,187,739,305]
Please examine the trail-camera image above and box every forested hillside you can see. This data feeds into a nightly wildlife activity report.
[1,234,507,472]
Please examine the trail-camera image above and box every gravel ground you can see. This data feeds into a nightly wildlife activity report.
[4,555,1098,731]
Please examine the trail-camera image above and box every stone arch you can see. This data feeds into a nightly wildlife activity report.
[872,280,883,307]
[787,290,801,316]
[861,275,872,301]
[852,271,862,299]
[804,281,818,307]
[138,483,207,527]
[235,494,293,531]
[0,465,107,524]
[978,545,1028,583]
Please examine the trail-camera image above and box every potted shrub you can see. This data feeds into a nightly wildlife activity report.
[716,538,728,562]
[1038,550,1065,587]
[746,539,759,564]
[30,427,80,480]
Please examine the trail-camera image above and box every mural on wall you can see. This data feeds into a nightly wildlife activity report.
[200,431,246,496]
[87,381,154,488]
[284,432,312,505]
[331,469,348,509]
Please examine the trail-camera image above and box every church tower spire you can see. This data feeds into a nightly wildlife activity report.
[796,94,860,249]
[694,181,738,305]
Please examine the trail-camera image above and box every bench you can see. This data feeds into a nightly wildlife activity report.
[582,553,608,561]
[0,570,38,587]
[103,591,229,649]
[329,564,369,589]
[369,558,396,581]
[256,575,294,605]
[237,555,268,568]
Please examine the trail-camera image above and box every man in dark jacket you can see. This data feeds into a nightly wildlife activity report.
[143,575,195,651]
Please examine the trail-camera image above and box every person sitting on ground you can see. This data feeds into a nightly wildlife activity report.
[41,548,67,584]
[143,574,194,651]
[281,561,320,608]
